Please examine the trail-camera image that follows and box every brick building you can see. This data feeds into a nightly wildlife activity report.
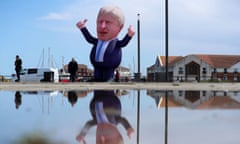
[147,54,240,82]
[63,64,93,81]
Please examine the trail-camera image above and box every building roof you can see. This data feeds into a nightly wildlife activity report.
[117,66,130,72]
[77,64,88,69]
[149,55,240,69]
[158,96,183,108]
[157,96,240,109]
[159,56,184,67]
[64,64,93,70]
[147,64,155,71]
[196,96,240,109]
[195,54,240,68]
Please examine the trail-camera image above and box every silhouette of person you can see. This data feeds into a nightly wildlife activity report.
[15,91,22,109]
[76,90,134,144]
[115,69,120,82]
[76,5,135,82]
[67,91,78,107]
[14,55,22,82]
[68,58,78,82]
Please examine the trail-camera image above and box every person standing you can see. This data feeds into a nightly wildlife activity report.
[115,69,120,82]
[14,55,22,82]
[68,58,78,82]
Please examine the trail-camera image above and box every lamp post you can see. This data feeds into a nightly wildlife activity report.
[165,1,169,144]
[165,0,169,82]
[137,13,141,81]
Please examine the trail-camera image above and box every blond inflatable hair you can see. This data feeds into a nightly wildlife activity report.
[97,5,125,27]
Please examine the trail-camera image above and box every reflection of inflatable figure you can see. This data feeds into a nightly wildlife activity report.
[68,91,78,107]
[76,90,134,144]
[15,91,22,109]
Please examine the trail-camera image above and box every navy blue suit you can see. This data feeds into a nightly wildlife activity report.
[80,27,132,82]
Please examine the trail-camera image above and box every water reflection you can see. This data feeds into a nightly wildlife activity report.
[148,90,240,144]
[67,91,78,107]
[147,90,240,109]
[63,90,91,107]
[76,90,134,144]
[14,91,22,109]
[0,89,240,144]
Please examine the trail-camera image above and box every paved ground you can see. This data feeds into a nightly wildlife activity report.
[0,82,240,91]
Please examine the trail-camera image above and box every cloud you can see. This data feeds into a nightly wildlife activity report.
[178,0,218,19]
[38,12,72,20]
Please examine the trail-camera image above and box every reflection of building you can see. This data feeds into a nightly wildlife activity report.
[115,89,129,96]
[62,89,128,98]
[147,55,240,82]
[63,90,92,98]
[147,90,240,109]
[21,91,59,96]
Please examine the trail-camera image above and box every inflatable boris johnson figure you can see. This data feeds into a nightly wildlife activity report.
[76,5,135,82]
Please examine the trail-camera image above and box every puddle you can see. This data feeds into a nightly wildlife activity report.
[0,90,240,144]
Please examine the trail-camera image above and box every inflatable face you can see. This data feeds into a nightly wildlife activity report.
[96,6,124,41]
[97,14,123,41]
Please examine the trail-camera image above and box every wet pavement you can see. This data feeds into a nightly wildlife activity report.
[1,82,240,91]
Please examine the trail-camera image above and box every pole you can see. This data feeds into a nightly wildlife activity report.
[136,90,140,144]
[137,13,141,80]
[165,0,169,82]
[164,91,168,144]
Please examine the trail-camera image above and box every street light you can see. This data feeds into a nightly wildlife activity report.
[136,13,141,81]
[165,0,169,82]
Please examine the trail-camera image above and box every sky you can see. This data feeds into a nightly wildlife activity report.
[1,0,240,76]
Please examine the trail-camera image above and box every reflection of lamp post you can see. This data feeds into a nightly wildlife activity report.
[136,90,140,144]
[165,91,169,144]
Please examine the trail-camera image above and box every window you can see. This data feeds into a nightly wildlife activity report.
[202,91,206,96]
[213,68,217,73]
[28,69,38,74]
[178,67,183,74]
[179,91,183,96]
[224,68,227,74]
[234,68,238,74]
[202,67,206,74]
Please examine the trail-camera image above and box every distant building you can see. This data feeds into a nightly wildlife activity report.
[63,64,130,81]
[115,66,131,81]
[147,56,183,81]
[63,64,93,80]
[147,54,240,82]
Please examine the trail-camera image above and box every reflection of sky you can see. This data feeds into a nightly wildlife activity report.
[0,90,240,144]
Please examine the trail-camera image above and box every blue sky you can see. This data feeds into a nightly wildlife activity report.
[1,0,240,76]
